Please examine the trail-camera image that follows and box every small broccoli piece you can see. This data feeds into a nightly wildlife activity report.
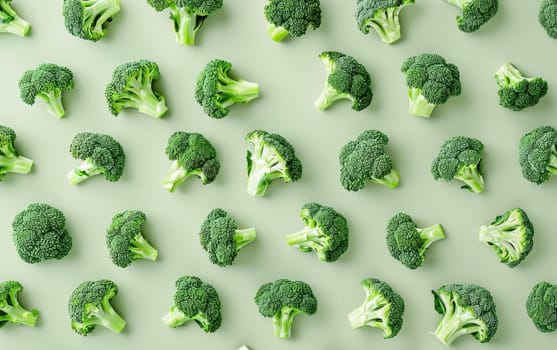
[18,63,74,118]
[147,0,223,45]
[264,0,321,42]
[162,275,222,332]
[106,210,158,268]
[432,284,498,345]
[245,130,302,197]
[68,280,126,336]
[356,0,415,44]
[162,132,220,193]
[526,281,557,333]
[0,125,33,180]
[238,346,250,350]
[255,278,317,339]
[339,130,400,191]
[195,59,260,119]
[105,60,168,118]
[285,203,349,263]
[0,281,39,328]
[494,62,548,111]
[386,212,445,269]
[519,125,557,184]
[0,0,30,36]
[431,136,485,193]
[63,0,121,41]
[444,0,498,33]
[12,203,72,264]
[314,51,373,112]
[540,0,557,39]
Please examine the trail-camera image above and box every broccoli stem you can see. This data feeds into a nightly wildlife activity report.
[446,0,468,9]
[0,13,30,37]
[455,164,484,193]
[129,233,158,261]
[162,160,204,192]
[370,169,400,188]
[0,155,33,174]
[234,228,257,250]
[494,62,526,88]
[347,295,391,336]
[547,151,557,175]
[67,158,105,185]
[79,300,126,334]
[368,8,401,44]
[267,23,289,42]
[417,224,446,255]
[479,224,522,263]
[0,303,39,327]
[408,88,436,117]
[314,85,353,111]
[273,307,300,339]
[169,6,205,45]
[38,89,66,118]
[83,0,120,38]
[162,305,187,328]
[433,299,483,345]
[285,228,326,247]
[217,80,260,107]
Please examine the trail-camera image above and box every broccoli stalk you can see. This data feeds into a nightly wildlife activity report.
[286,229,328,253]
[162,305,212,328]
[213,72,259,108]
[272,306,300,339]
[0,282,39,327]
[167,6,202,45]
[112,76,167,118]
[72,297,126,334]
[455,163,484,193]
[67,158,106,185]
[246,146,288,196]
[348,292,392,334]
[370,169,400,188]
[417,224,445,253]
[128,233,158,261]
[433,296,486,345]
[0,146,33,176]
[0,0,30,36]
[80,0,121,36]
[234,228,257,250]
[162,160,203,192]
[407,87,436,117]
[267,23,289,42]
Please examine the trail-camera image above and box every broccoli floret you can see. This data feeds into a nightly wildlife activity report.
[162,132,220,193]
[195,59,259,119]
[162,275,222,332]
[444,0,498,33]
[263,0,321,42]
[68,280,126,336]
[199,208,256,267]
[105,60,168,118]
[356,0,414,44]
[347,278,404,338]
[386,212,445,269]
[147,0,223,45]
[18,63,74,118]
[63,0,121,41]
[314,51,373,111]
[401,53,462,117]
[432,284,498,345]
[431,136,485,193]
[0,0,30,36]
[540,0,557,39]
[0,281,39,328]
[526,281,557,332]
[285,203,349,263]
[494,62,548,111]
[519,126,557,184]
[106,210,158,268]
[254,278,317,339]
[0,125,33,180]
[245,130,302,197]
[339,130,400,191]
[12,203,72,264]
[67,132,125,185]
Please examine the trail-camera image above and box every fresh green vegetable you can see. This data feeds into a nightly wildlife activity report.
[356,0,414,44]
[539,0,557,39]
[0,0,30,36]
[263,0,321,42]
[444,0,498,32]
[238,346,250,350]
[62,0,121,41]
[0,281,39,328]
[526,281,557,332]
[0,125,33,180]
[519,125,557,184]
[494,62,548,111]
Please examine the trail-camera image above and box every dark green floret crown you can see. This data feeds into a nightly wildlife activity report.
[445,0,498,33]
[540,0,557,39]
[526,281,557,333]
[519,125,557,184]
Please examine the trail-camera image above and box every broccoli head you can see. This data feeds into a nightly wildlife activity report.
[432,284,498,345]
[540,0,557,39]
[68,280,126,335]
[314,51,373,111]
[0,0,31,36]
[401,53,462,117]
[199,208,257,267]
[386,212,445,269]
[195,59,260,119]
[445,0,498,33]
[285,202,349,263]
[245,130,303,197]
[0,125,33,180]
[68,132,125,185]
[162,275,222,333]
[18,63,74,118]
[0,281,39,328]
[255,278,318,339]
[63,0,121,41]
[106,210,158,268]
[526,281,557,333]
[431,136,485,193]
[162,132,220,192]
[494,62,548,111]
[12,203,72,264]
[519,126,557,184]
[264,0,321,42]
[356,0,415,44]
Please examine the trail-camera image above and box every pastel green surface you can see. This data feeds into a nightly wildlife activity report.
[1,0,556,349]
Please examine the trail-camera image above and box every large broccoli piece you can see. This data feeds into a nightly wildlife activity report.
[68,280,126,336]
[0,125,33,181]
[62,0,121,41]
[105,60,168,118]
[255,278,318,339]
[526,281,557,333]
[263,0,321,42]
[401,53,462,117]
[314,51,373,112]
[494,62,548,111]
[12,203,72,264]
[147,0,223,45]
[106,210,158,268]
[162,131,220,193]
[339,130,399,191]
[18,63,74,118]
[444,0,498,33]
[195,59,260,119]
[68,132,125,185]
[540,0,557,39]
[519,125,557,184]
[356,0,414,44]
[431,136,484,193]
[347,278,404,338]
[162,275,222,333]
[0,281,39,328]
[386,212,445,269]
[245,130,302,197]
[0,0,30,36]
[285,202,349,263]
[432,284,498,345]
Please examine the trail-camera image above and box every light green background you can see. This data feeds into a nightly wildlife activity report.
[1,0,557,349]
